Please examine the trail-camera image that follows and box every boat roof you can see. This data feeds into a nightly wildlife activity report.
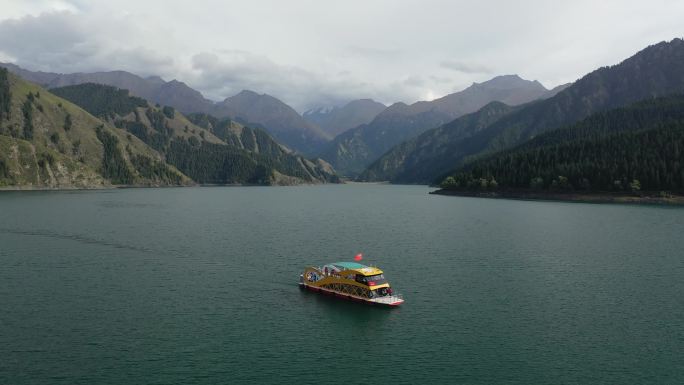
[333,261,367,269]
[330,261,383,276]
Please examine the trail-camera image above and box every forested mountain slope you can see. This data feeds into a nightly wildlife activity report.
[439,95,684,193]
[0,74,337,189]
[0,69,188,188]
[359,101,518,183]
[51,84,339,185]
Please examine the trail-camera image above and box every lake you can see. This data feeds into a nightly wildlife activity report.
[1,184,683,384]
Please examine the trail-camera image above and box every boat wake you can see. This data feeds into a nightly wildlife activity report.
[0,228,154,253]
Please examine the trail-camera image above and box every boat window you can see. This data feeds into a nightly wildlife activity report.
[357,274,387,286]
[367,274,385,282]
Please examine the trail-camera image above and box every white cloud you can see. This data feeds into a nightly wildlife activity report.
[0,0,683,111]
[441,60,492,74]
[0,11,175,76]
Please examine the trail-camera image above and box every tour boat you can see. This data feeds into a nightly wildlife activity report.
[299,261,404,306]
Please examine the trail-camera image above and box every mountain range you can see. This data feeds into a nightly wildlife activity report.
[0,63,334,155]
[0,71,338,188]
[0,62,572,171]
[360,38,684,184]
[213,90,331,155]
[0,63,213,114]
[3,38,683,192]
[319,75,566,176]
[303,99,386,137]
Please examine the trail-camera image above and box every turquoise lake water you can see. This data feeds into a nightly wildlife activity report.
[1,184,683,384]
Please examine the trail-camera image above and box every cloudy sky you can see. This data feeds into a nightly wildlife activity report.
[0,0,682,111]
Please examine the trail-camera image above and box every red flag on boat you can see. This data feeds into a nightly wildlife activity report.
[354,253,363,261]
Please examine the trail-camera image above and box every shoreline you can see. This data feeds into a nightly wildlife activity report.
[0,181,344,192]
[430,189,684,205]
[0,183,196,192]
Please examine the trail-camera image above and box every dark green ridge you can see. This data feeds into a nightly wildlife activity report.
[439,94,684,193]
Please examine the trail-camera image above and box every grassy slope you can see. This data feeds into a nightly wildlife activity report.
[184,112,340,184]
[120,107,337,185]
[129,106,225,145]
[0,74,190,188]
[6,80,338,187]
[48,84,341,185]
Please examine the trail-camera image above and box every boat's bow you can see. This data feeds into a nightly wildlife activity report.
[369,294,404,306]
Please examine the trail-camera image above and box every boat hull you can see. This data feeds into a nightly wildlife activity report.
[299,282,404,306]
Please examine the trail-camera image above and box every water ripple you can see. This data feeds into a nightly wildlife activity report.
[0,228,155,254]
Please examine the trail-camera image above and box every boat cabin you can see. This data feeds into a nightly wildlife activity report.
[320,261,393,297]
